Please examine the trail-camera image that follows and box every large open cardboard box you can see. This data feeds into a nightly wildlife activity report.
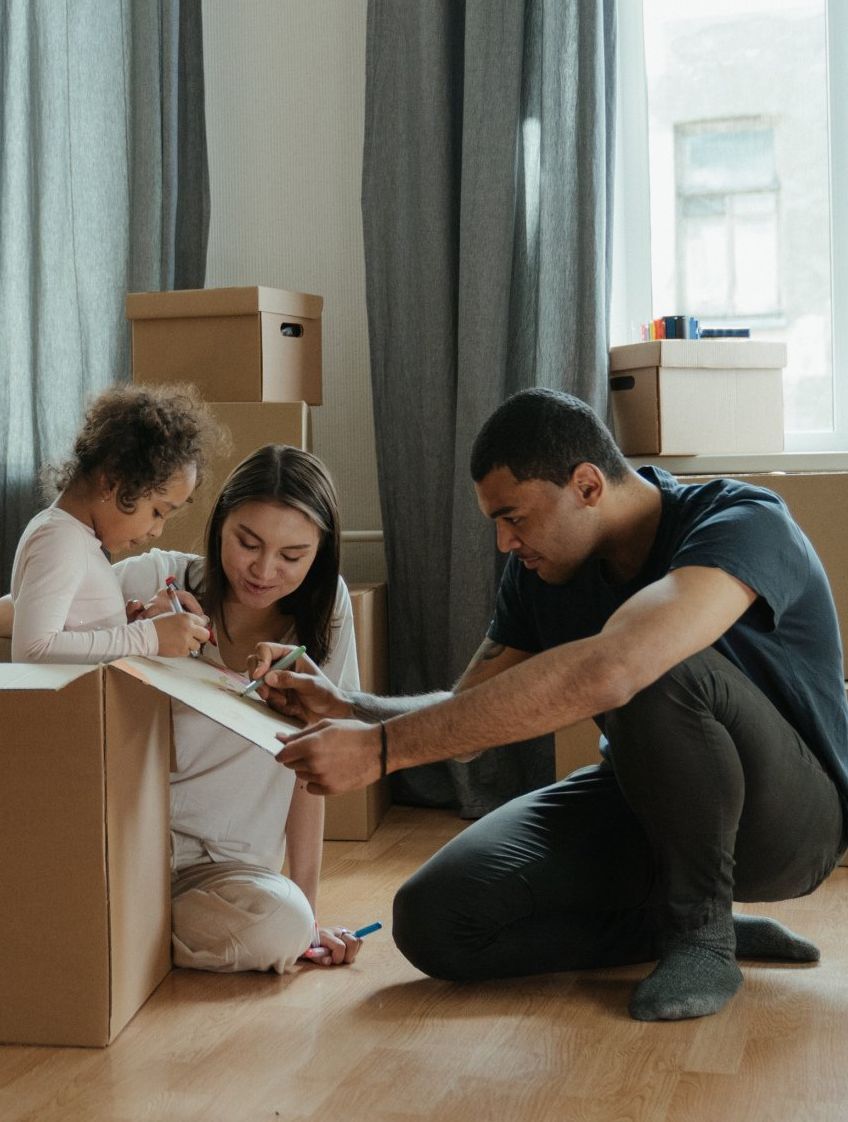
[126,286,323,405]
[0,654,301,1048]
[609,340,785,455]
[0,663,172,1047]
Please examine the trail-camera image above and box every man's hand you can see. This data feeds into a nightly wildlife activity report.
[276,719,382,794]
[250,643,353,725]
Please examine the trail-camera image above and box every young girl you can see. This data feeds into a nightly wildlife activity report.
[11,383,217,662]
[110,443,363,972]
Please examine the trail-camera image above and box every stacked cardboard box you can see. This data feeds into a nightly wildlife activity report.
[126,286,389,839]
[609,340,786,456]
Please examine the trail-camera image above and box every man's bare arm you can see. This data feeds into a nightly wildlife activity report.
[349,636,530,716]
[373,565,757,770]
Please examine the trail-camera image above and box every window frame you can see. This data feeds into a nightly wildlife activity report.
[612,0,848,458]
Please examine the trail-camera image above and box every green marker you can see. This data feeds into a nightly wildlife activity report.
[240,644,306,697]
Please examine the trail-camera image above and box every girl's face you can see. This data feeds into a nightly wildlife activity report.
[95,465,197,554]
[220,500,322,610]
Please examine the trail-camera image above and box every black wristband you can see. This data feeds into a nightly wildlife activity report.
[379,720,388,778]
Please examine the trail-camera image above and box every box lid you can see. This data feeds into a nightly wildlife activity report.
[0,663,96,691]
[610,339,787,372]
[126,285,323,322]
[111,656,298,754]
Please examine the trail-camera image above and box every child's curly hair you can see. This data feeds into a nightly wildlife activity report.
[43,383,229,510]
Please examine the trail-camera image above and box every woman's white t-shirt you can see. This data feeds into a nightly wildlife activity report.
[113,548,360,873]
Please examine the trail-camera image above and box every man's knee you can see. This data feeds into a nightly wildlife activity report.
[605,648,721,748]
[393,864,473,981]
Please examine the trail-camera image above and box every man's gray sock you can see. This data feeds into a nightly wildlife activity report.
[733,913,819,962]
[629,914,742,1022]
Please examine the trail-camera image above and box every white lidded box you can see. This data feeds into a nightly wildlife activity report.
[126,285,323,405]
[609,339,786,455]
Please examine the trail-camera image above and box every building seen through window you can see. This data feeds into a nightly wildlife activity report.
[643,0,832,434]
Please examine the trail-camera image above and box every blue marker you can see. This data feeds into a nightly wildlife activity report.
[302,921,383,960]
[353,922,382,939]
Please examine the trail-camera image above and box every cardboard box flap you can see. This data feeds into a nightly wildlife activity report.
[0,663,96,691]
[126,286,323,323]
[111,656,298,755]
[610,339,787,372]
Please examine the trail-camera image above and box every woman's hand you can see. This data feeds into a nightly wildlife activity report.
[152,611,211,657]
[248,642,353,724]
[300,926,363,966]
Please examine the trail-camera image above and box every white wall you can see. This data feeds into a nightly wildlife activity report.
[201,0,384,582]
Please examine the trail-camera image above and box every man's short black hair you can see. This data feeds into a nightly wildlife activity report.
[470,388,629,485]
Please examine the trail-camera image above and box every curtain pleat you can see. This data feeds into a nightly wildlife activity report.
[362,0,616,816]
[0,0,209,589]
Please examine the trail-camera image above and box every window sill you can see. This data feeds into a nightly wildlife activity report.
[629,450,848,476]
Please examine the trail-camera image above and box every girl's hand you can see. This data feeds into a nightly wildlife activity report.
[300,926,363,966]
[125,598,145,623]
[248,642,353,724]
[152,611,211,657]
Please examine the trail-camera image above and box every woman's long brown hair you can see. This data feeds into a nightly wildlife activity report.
[192,445,341,665]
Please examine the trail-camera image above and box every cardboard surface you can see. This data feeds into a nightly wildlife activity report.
[127,286,322,404]
[122,401,311,558]
[115,655,298,753]
[610,339,787,372]
[0,651,305,1047]
[323,583,391,840]
[609,341,785,456]
[0,665,172,1047]
[555,720,603,780]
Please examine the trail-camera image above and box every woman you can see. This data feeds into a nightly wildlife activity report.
[74,443,362,972]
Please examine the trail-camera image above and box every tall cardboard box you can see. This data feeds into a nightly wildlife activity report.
[323,583,391,840]
[609,340,785,455]
[124,401,311,557]
[555,719,603,780]
[126,286,323,405]
[0,652,312,1047]
[0,664,172,1047]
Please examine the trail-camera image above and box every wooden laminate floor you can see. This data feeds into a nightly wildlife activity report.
[2,805,847,1122]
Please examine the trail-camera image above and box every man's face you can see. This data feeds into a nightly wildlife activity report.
[475,465,601,584]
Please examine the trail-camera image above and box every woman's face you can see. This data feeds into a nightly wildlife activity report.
[219,500,322,609]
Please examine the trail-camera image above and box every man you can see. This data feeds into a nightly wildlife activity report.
[255,388,848,1021]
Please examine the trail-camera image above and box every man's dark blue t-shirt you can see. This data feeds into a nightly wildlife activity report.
[488,466,848,814]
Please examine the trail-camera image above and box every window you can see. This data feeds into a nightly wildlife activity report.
[677,121,780,320]
[613,0,847,452]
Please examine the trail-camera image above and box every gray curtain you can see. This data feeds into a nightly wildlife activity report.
[0,0,209,590]
[362,0,616,816]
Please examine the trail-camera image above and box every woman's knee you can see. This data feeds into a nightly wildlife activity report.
[172,872,314,974]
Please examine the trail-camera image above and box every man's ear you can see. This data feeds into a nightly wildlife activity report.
[570,463,604,507]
